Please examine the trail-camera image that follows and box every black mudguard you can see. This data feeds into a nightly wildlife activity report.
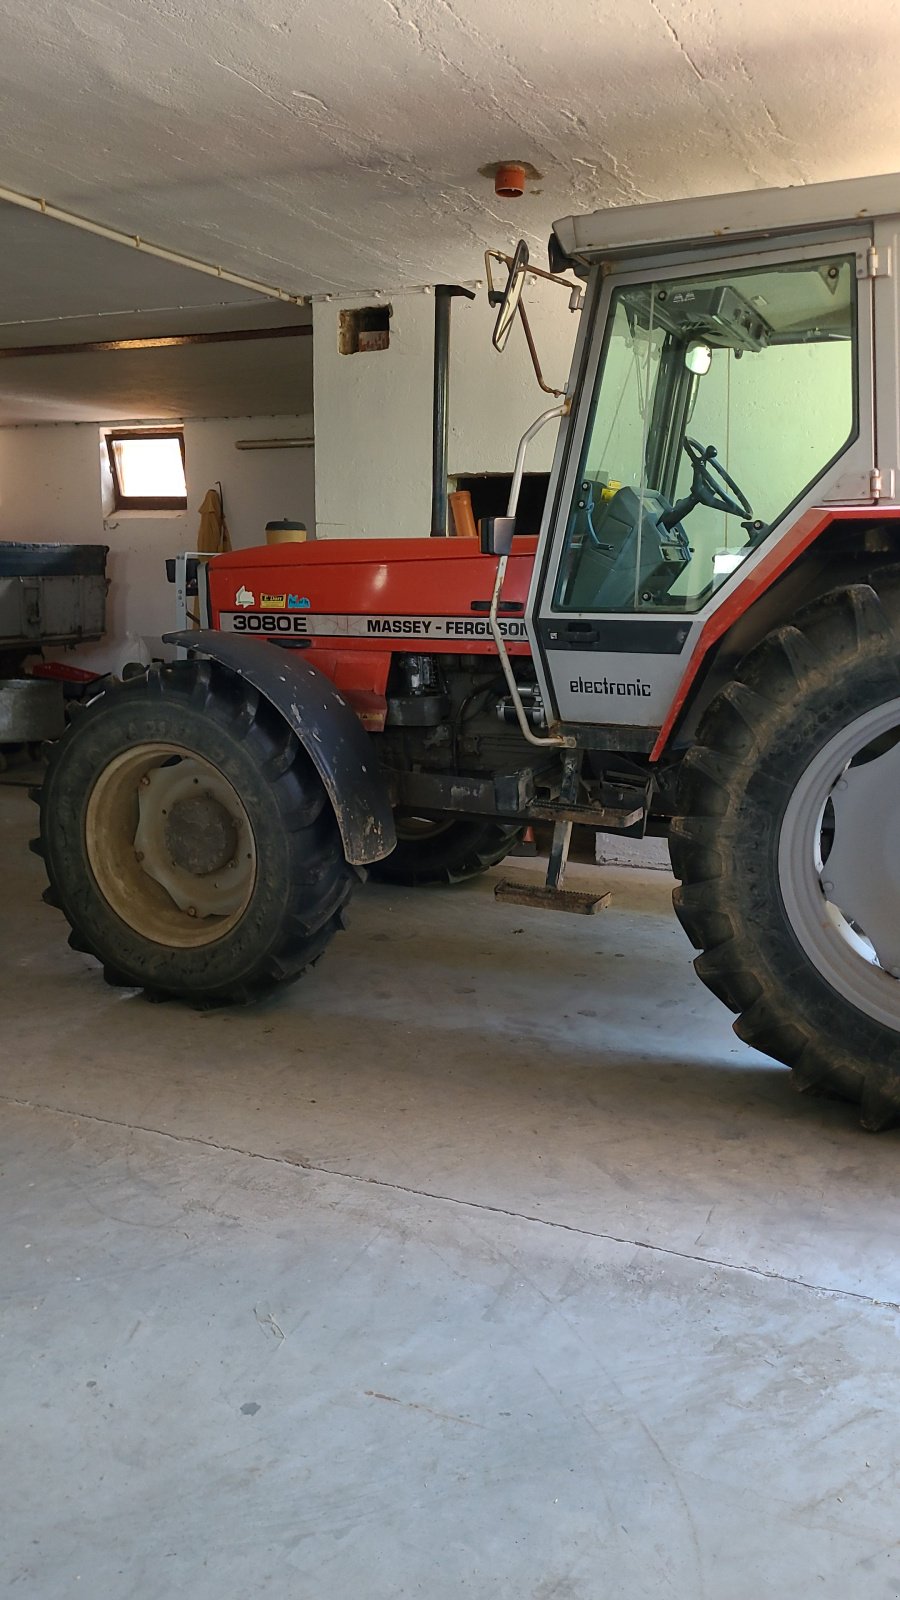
[163,630,395,866]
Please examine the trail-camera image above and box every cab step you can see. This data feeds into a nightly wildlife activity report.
[495,749,613,914]
[494,880,611,915]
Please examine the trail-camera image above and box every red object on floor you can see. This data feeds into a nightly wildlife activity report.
[30,662,101,684]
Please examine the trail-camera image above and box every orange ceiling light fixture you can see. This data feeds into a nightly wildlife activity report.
[495,162,527,198]
[478,160,542,199]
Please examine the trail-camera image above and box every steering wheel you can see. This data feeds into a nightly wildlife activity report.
[683,437,752,519]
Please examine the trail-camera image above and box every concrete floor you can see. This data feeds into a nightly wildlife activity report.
[2,783,900,1599]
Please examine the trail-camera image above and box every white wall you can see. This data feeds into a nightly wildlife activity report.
[313,285,579,539]
[0,414,314,670]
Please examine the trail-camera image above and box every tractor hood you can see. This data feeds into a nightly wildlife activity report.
[204,535,539,656]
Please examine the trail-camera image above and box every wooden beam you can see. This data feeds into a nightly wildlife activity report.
[0,324,313,360]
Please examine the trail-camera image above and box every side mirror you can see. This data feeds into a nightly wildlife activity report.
[491,240,529,352]
[685,339,712,376]
[479,516,516,555]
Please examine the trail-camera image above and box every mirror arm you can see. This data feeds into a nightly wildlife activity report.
[484,249,504,307]
[519,302,567,398]
[484,247,581,300]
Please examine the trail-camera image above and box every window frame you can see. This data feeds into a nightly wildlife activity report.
[551,256,860,615]
[105,428,187,512]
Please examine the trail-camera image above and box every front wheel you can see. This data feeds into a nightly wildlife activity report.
[670,575,900,1129]
[36,661,355,1004]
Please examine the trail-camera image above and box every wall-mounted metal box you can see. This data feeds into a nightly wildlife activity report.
[0,543,109,655]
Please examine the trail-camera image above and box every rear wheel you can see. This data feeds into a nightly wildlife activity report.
[370,815,523,886]
[35,661,355,1004]
[670,575,900,1128]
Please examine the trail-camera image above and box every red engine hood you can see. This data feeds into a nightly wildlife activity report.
[207,536,538,624]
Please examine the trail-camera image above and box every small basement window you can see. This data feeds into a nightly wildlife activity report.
[106,429,187,510]
[338,305,391,355]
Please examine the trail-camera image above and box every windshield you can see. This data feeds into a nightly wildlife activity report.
[554,253,857,613]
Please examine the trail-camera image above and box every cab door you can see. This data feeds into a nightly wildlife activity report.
[529,233,875,740]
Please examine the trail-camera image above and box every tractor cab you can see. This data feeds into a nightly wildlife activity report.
[487,179,883,735]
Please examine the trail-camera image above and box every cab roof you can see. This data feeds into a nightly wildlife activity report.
[552,172,900,267]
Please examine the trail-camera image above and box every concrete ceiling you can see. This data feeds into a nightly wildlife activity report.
[0,201,305,345]
[0,201,312,422]
[0,328,313,426]
[0,0,897,304]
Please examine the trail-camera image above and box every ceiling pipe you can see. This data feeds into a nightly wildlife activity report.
[0,181,306,306]
[234,437,314,450]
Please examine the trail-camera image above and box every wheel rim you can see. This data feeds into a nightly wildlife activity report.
[85,742,257,948]
[778,697,900,1032]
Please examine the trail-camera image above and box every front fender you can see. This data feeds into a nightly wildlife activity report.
[163,631,395,866]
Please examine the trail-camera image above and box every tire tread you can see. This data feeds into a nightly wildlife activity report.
[670,574,900,1128]
[39,662,353,1005]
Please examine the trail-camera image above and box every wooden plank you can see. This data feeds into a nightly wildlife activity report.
[494,880,612,915]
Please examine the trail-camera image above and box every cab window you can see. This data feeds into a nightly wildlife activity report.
[554,254,857,613]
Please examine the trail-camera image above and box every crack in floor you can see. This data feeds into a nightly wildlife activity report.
[4,1092,897,1314]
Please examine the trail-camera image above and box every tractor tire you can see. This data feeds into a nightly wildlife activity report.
[670,573,900,1129]
[34,660,355,1005]
[370,815,523,886]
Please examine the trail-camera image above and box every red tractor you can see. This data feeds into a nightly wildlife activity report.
[35,172,900,1128]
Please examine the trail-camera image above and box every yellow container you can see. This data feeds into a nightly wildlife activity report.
[265,519,307,546]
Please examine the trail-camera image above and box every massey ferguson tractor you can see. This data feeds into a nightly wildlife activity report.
[33,172,900,1128]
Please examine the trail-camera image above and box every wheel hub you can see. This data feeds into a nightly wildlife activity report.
[135,758,251,917]
[824,740,900,976]
[164,793,239,878]
[778,699,900,1032]
[85,742,257,947]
